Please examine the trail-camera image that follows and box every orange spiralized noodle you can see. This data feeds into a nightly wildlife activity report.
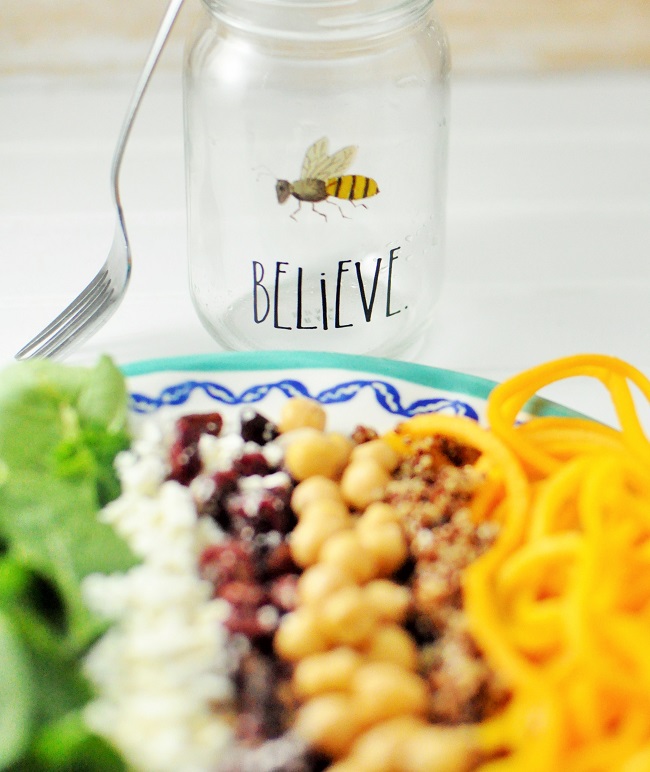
[486,354,650,476]
[388,355,650,771]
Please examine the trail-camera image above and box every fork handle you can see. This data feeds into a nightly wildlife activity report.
[111,0,186,212]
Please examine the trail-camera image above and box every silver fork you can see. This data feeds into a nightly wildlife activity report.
[15,0,185,360]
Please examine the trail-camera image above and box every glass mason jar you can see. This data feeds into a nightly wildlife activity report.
[183,0,450,358]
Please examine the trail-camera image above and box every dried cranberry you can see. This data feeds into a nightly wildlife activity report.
[221,582,278,639]
[240,409,279,445]
[199,468,240,527]
[219,580,268,607]
[274,488,296,533]
[257,492,292,533]
[256,539,298,579]
[199,541,255,588]
[235,452,271,477]
[213,468,240,495]
[227,490,293,536]
[236,652,287,741]
[225,493,253,534]
[269,574,299,613]
[265,480,293,507]
[260,484,295,536]
[235,710,266,747]
[168,412,223,484]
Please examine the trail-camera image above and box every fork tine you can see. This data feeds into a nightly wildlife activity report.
[15,269,110,359]
[20,269,109,347]
[22,284,116,360]
[35,290,116,360]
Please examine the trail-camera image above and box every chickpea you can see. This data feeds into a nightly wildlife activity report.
[320,585,378,647]
[357,521,408,577]
[292,647,363,698]
[279,397,326,433]
[363,580,411,624]
[291,476,343,516]
[347,716,426,772]
[401,725,478,772]
[297,563,354,606]
[340,458,391,510]
[293,693,361,758]
[290,516,349,568]
[356,502,401,533]
[300,497,350,525]
[351,439,401,472]
[285,431,345,481]
[352,662,428,725]
[319,529,378,583]
[274,608,329,661]
[365,624,419,671]
[327,432,354,470]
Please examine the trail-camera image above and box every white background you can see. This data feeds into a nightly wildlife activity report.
[0,62,649,428]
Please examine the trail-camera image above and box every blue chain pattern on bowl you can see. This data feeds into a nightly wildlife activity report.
[129,378,479,420]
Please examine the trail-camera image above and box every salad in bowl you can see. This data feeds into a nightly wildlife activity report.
[1,353,649,772]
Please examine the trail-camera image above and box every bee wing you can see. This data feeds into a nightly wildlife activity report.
[301,138,357,181]
[300,137,329,179]
[319,144,357,179]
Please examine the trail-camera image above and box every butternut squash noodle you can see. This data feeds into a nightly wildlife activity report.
[388,355,650,771]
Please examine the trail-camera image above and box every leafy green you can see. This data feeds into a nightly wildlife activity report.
[0,356,135,770]
[13,711,125,772]
[0,611,33,769]
[0,356,125,472]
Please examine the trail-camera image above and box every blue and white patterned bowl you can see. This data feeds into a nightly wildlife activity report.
[123,351,578,432]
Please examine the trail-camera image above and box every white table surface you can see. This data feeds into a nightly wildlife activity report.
[1,71,649,429]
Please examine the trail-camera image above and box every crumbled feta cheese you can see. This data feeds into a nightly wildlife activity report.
[261,441,284,469]
[199,433,245,473]
[239,471,291,493]
[189,474,217,507]
[195,514,227,552]
[82,417,235,772]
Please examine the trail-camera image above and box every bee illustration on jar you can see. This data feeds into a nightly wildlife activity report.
[275,137,380,221]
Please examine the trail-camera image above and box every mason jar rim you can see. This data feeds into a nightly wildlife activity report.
[201,0,435,42]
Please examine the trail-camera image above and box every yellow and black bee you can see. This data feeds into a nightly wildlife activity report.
[276,137,380,220]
